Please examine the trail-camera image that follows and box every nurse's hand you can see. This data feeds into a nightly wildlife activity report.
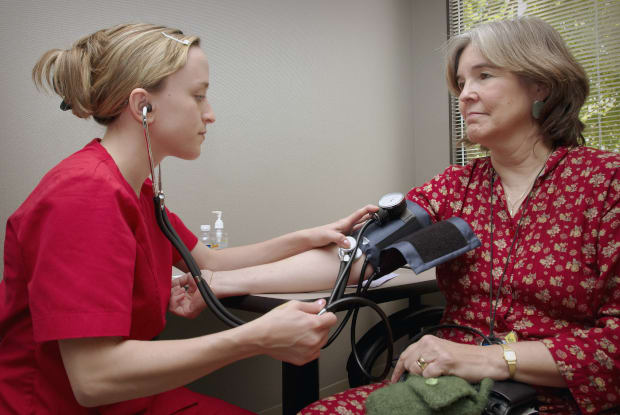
[169,273,206,318]
[303,205,379,249]
[250,299,337,366]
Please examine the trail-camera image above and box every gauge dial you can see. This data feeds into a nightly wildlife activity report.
[378,192,405,209]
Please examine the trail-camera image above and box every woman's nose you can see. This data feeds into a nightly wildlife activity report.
[458,81,477,103]
[203,102,216,124]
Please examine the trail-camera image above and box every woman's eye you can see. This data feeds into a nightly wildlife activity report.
[195,95,206,102]
[480,72,492,80]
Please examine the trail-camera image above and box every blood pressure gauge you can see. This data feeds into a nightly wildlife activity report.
[378,192,406,210]
[375,192,407,225]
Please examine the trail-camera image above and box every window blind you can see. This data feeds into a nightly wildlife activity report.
[448,0,620,165]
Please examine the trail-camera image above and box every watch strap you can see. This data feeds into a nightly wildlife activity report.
[501,343,517,378]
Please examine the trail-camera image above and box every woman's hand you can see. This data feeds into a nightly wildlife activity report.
[249,299,338,366]
[169,273,206,318]
[304,204,379,249]
[390,335,505,384]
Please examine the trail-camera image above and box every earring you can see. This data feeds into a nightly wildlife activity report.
[532,100,544,120]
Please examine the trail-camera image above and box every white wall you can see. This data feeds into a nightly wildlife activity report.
[0,0,449,413]
[411,1,451,182]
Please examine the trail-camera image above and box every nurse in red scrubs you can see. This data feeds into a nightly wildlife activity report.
[0,23,375,414]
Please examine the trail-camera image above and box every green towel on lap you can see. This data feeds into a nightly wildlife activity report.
[365,375,493,415]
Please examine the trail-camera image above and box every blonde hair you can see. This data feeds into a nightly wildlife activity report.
[446,17,589,147]
[32,23,200,125]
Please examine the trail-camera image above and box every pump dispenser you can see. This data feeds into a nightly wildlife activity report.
[211,211,228,249]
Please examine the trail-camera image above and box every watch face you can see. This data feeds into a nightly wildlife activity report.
[378,192,405,209]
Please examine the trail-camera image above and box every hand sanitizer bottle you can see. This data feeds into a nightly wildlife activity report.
[212,211,228,249]
[199,224,212,248]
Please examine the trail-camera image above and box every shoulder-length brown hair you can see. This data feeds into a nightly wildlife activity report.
[446,17,589,147]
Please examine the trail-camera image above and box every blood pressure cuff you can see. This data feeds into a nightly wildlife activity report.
[358,201,480,275]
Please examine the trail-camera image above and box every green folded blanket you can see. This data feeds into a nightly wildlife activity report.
[365,375,493,415]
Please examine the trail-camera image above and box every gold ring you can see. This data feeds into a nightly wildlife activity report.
[416,356,428,371]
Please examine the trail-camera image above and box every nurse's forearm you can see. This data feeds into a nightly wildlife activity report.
[206,229,321,270]
[59,330,257,407]
[190,204,378,272]
[58,300,335,407]
[211,245,372,297]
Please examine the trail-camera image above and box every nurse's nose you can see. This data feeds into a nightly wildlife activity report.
[203,101,215,124]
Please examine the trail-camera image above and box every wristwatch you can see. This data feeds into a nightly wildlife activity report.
[501,343,517,378]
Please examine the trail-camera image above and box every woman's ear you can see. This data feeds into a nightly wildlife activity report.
[535,82,550,102]
[128,88,153,123]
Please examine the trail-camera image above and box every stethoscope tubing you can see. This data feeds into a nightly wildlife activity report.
[322,218,395,381]
[143,103,246,328]
[154,195,245,327]
[144,106,393,378]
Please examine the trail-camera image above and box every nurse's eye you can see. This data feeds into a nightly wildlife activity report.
[480,72,492,80]
[195,95,206,102]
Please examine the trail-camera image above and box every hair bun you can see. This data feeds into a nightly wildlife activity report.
[33,23,199,125]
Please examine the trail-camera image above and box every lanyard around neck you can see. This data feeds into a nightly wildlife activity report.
[487,157,548,343]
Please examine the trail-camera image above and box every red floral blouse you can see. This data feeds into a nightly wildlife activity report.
[405,146,619,414]
[300,146,618,415]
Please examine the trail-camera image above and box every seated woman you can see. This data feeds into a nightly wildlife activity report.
[0,24,377,414]
[301,16,619,415]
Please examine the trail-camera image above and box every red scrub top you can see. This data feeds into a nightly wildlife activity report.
[0,139,198,414]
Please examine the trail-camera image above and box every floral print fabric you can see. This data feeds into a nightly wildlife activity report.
[299,382,387,415]
[300,146,618,415]
[407,146,619,413]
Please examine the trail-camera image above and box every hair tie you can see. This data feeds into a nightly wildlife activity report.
[60,100,72,111]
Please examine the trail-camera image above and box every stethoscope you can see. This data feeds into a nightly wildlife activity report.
[316,192,412,381]
[143,104,398,380]
[142,105,245,326]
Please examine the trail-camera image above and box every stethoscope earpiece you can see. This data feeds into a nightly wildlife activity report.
[142,104,152,119]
